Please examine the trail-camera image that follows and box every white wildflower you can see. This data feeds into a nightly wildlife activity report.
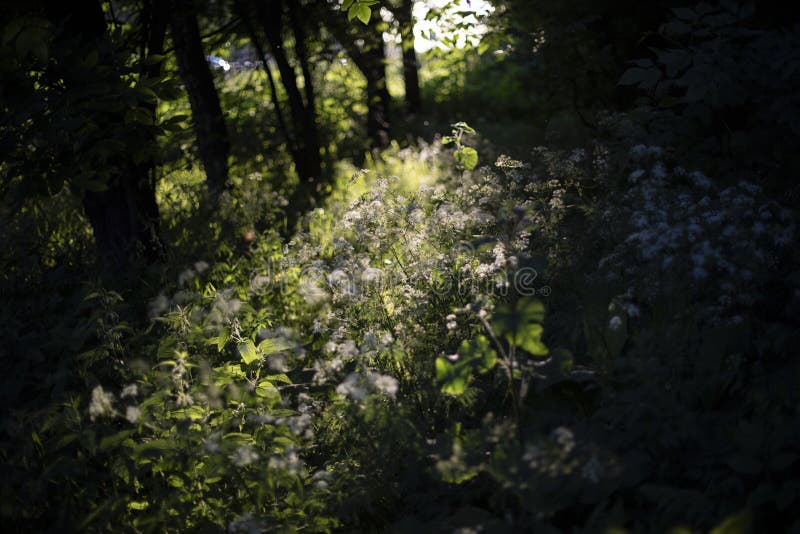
[148,294,169,318]
[202,431,222,453]
[125,406,141,424]
[227,512,266,534]
[312,470,332,490]
[89,385,115,421]
[177,268,195,286]
[336,373,366,401]
[629,169,645,183]
[268,449,302,475]
[371,373,399,400]
[361,267,383,285]
[230,445,260,467]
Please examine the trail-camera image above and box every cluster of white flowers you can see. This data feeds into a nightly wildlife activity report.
[267,448,302,475]
[597,146,795,323]
[89,385,115,421]
[229,445,260,467]
[227,512,266,534]
[522,429,574,476]
[335,371,399,401]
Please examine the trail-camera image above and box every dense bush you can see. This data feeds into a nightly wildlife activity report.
[3,123,797,531]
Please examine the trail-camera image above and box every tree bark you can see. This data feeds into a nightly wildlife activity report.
[44,0,164,278]
[392,0,421,114]
[324,8,392,149]
[169,0,231,198]
[255,0,322,187]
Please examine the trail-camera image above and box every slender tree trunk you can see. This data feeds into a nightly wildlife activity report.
[45,0,163,278]
[169,0,230,197]
[287,0,323,184]
[393,0,421,114]
[244,0,326,231]
[324,8,392,149]
[361,35,392,149]
[366,74,391,148]
[255,0,321,185]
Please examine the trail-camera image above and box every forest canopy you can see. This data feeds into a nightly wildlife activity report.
[1,0,799,532]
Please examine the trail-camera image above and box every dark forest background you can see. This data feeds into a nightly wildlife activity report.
[1,0,799,531]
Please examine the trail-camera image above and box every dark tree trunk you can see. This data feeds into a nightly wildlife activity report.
[365,74,391,149]
[241,0,325,231]
[392,0,421,114]
[255,0,322,187]
[324,8,392,149]
[44,0,164,277]
[358,36,392,149]
[169,0,230,197]
[286,0,322,185]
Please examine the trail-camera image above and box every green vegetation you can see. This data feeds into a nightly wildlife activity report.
[1,1,799,532]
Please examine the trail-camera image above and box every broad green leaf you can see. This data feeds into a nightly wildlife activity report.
[262,372,292,385]
[436,357,468,395]
[492,298,549,356]
[436,336,497,395]
[239,340,260,365]
[168,405,207,420]
[258,337,294,355]
[99,430,135,451]
[352,4,372,24]
[455,147,478,170]
[256,380,281,399]
[134,439,179,454]
[452,121,476,134]
[208,329,229,352]
[222,432,255,445]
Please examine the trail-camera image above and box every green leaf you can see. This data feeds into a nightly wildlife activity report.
[436,336,497,395]
[710,510,751,534]
[239,340,260,365]
[492,298,548,356]
[436,357,468,395]
[351,4,372,24]
[208,329,229,352]
[134,439,179,455]
[452,121,476,134]
[99,430,135,452]
[455,147,478,170]
[258,337,294,355]
[262,372,292,385]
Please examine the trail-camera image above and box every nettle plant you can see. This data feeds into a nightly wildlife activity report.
[83,297,338,531]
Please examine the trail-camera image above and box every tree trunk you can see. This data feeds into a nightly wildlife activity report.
[245,0,326,231]
[366,74,391,149]
[44,0,164,278]
[362,36,392,149]
[393,0,421,114]
[169,0,230,197]
[324,8,392,149]
[255,0,322,186]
